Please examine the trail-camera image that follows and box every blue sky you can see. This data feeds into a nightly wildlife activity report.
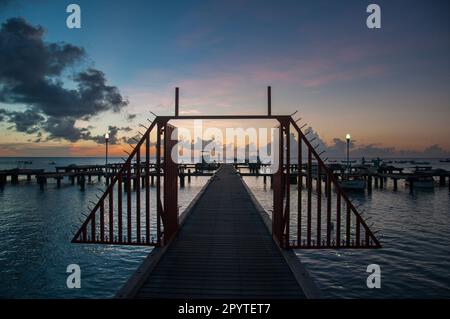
[0,0,449,156]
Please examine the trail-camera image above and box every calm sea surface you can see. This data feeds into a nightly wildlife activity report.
[1,157,449,298]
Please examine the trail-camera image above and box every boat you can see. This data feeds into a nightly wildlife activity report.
[410,160,430,165]
[340,179,366,191]
[413,178,435,188]
[440,159,450,163]
[49,161,56,165]
[407,167,435,189]
[17,160,32,165]
[407,176,435,189]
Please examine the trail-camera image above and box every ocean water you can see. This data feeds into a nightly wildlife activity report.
[0,157,209,298]
[1,157,450,298]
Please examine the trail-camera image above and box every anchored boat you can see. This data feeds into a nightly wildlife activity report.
[340,178,366,191]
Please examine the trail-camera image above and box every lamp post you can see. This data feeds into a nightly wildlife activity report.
[105,132,109,175]
[346,133,351,175]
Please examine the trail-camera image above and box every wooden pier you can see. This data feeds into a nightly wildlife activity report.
[117,165,318,299]
[0,168,44,185]
[2,162,449,193]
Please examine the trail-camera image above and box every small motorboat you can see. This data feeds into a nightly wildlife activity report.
[407,176,435,189]
[440,159,450,163]
[340,179,366,191]
[411,160,430,165]
[407,167,435,189]
[17,160,32,165]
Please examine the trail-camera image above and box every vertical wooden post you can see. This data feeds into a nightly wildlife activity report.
[118,173,123,242]
[346,204,351,246]
[336,190,341,248]
[145,133,150,244]
[163,123,179,244]
[156,122,162,246]
[267,86,271,116]
[284,120,290,248]
[297,137,302,247]
[326,174,332,246]
[100,202,105,242]
[109,187,114,242]
[127,162,132,242]
[136,146,141,243]
[316,164,321,246]
[175,87,179,117]
[307,149,312,246]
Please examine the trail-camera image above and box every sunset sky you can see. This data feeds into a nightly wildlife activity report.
[0,0,449,157]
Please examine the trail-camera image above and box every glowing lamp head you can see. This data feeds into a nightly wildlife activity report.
[105,132,110,140]
[346,133,351,141]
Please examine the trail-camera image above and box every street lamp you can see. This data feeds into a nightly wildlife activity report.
[105,132,109,174]
[346,133,351,174]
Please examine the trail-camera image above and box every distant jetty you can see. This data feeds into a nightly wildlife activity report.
[1,161,449,193]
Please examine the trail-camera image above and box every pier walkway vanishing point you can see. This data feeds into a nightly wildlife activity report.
[118,165,314,298]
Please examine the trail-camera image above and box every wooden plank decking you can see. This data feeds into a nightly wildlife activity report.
[127,165,307,299]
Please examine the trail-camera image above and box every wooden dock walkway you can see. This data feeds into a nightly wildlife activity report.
[118,165,310,299]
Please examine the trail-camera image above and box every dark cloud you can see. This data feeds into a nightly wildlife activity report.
[1,108,44,133]
[43,117,91,142]
[126,113,137,121]
[421,144,450,157]
[0,18,128,142]
[120,126,132,132]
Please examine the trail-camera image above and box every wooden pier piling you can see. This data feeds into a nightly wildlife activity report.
[79,176,86,191]
[180,174,185,187]
[367,176,372,192]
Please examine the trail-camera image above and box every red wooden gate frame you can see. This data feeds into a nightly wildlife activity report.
[72,87,381,249]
